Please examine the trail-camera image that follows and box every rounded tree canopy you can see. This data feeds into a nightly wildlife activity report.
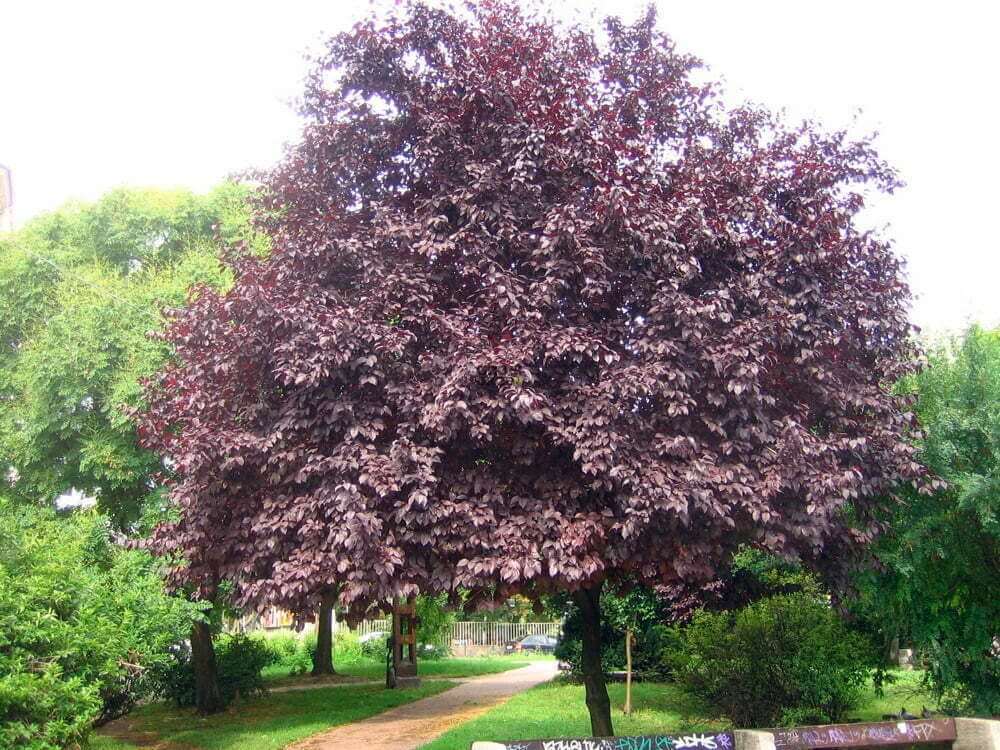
[140,0,923,618]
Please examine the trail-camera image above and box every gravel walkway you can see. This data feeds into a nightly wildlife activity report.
[286,660,558,750]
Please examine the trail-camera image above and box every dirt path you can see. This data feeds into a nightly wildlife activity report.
[286,660,558,750]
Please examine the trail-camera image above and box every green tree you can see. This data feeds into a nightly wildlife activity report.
[853,326,1000,715]
[0,499,198,748]
[0,185,263,716]
[0,185,255,527]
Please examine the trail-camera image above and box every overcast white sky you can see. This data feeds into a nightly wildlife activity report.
[2,1,997,335]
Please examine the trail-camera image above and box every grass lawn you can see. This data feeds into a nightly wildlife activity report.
[418,670,938,750]
[853,669,938,721]
[91,680,455,750]
[263,655,533,686]
[419,681,727,750]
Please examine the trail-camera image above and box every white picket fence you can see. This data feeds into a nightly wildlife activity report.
[449,620,561,646]
[355,619,391,637]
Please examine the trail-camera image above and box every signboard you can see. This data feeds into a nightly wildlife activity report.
[471,733,735,750]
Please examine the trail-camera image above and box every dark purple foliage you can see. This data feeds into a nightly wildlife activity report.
[139,1,923,625]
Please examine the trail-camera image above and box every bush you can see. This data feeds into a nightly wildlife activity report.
[262,632,299,661]
[0,668,100,750]
[334,629,363,663]
[667,593,876,728]
[419,642,449,660]
[0,503,196,747]
[361,633,389,660]
[158,632,274,707]
[216,634,274,701]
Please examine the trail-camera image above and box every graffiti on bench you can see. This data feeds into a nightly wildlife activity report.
[773,718,957,748]
[481,733,734,750]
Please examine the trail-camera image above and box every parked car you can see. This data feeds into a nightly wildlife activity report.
[504,634,558,654]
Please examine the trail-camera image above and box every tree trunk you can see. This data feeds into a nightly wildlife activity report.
[572,583,614,737]
[624,627,633,716]
[190,619,224,714]
[312,591,338,676]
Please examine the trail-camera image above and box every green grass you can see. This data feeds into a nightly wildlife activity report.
[263,655,531,686]
[419,670,939,750]
[92,680,455,750]
[854,670,938,721]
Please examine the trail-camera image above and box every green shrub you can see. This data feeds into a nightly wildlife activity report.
[158,632,274,707]
[216,634,274,701]
[0,667,100,750]
[668,593,876,728]
[418,642,448,660]
[334,629,363,662]
[262,632,299,660]
[0,503,196,747]
[361,633,389,660]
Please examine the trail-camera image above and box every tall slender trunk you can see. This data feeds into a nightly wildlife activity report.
[572,582,614,737]
[624,627,633,716]
[312,589,338,676]
[190,619,224,714]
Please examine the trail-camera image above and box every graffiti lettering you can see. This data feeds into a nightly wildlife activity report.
[908,722,937,742]
[674,734,719,749]
[773,718,954,747]
[500,735,734,750]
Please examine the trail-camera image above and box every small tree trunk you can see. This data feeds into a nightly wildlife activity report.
[190,619,224,714]
[624,627,633,716]
[312,590,338,676]
[572,583,615,737]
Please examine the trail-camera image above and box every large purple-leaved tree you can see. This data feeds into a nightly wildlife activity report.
[140,1,923,734]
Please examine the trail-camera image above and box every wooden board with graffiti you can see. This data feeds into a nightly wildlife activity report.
[772,718,956,748]
[471,733,734,750]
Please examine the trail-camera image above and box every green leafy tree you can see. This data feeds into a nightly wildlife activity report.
[0,185,262,717]
[0,185,253,527]
[853,327,1000,715]
[0,499,198,748]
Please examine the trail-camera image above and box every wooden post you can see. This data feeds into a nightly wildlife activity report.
[387,598,420,689]
[624,627,633,716]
